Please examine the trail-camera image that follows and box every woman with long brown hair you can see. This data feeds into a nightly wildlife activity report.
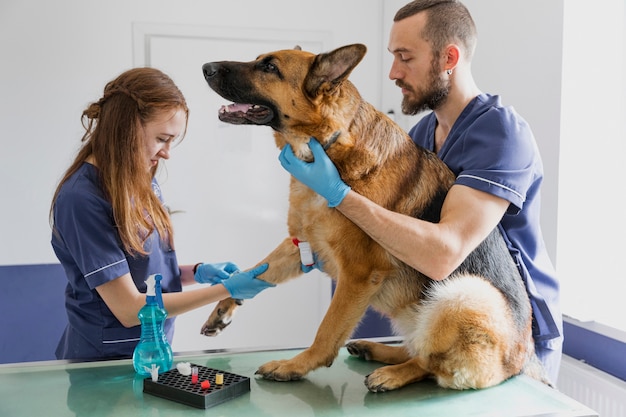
[50,67,272,360]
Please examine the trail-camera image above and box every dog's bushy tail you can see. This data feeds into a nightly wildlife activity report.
[521,345,554,388]
[406,274,526,389]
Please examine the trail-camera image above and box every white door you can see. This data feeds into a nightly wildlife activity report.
[135,23,333,352]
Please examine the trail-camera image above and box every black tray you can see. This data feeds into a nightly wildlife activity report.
[143,363,250,409]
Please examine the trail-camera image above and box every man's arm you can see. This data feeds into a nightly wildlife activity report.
[335,184,509,280]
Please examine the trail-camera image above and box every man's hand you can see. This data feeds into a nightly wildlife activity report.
[278,137,350,207]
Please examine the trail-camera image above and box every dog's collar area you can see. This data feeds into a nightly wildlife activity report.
[322,131,341,151]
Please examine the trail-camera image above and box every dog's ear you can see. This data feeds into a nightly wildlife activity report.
[304,44,367,98]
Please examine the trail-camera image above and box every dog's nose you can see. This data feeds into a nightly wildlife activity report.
[202,62,220,81]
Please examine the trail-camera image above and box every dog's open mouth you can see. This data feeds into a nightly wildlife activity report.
[218,103,273,125]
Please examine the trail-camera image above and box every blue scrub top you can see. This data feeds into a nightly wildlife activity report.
[408,94,561,344]
[51,163,181,360]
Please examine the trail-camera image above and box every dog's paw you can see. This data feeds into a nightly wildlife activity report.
[255,360,305,381]
[199,320,228,337]
[364,367,404,392]
[346,341,374,361]
[200,312,232,336]
[200,298,241,337]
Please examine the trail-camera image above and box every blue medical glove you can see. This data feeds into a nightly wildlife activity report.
[221,263,274,299]
[278,137,350,207]
[194,262,240,284]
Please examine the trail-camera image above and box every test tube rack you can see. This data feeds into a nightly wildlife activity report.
[143,364,250,409]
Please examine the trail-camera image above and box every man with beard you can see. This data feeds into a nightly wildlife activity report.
[278,0,563,384]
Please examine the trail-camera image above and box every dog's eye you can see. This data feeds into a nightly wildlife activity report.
[257,56,281,76]
[261,61,279,74]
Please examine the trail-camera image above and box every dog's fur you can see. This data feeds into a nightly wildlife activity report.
[201,44,549,392]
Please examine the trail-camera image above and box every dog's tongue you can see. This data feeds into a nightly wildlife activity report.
[221,103,251,113]
[217,103,254,125]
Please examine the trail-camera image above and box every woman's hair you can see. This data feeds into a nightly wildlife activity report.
[51,67,189,256]
[394,0,477,61]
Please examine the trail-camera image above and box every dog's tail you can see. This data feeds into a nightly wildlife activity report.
[406,274,528,389]
[521,345,554,387]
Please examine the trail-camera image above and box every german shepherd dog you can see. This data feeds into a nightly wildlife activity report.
[201,44,549,392]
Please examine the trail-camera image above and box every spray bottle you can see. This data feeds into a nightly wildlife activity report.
[132,274,173,376]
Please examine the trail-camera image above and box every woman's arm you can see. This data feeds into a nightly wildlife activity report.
[179,264,197,286]
[96,273,231,328]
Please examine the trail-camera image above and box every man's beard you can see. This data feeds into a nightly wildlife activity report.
[399,65,450,115]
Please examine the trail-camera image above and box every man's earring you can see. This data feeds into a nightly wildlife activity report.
[446,69,453,75]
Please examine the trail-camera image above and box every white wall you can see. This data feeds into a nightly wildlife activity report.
[1,0,568,352]
[558,0,626,331]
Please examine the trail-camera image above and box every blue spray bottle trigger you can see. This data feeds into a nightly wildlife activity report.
[154,274,165,309]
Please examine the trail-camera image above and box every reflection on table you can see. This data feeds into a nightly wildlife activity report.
[0,347,597,417]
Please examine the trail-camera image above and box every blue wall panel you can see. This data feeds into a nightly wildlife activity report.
[0,264,67,363]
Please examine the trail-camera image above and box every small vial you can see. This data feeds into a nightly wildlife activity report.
[191,367,198,384]
[215,373,224,385]
[201,380,211,389]
[298,241,314,266]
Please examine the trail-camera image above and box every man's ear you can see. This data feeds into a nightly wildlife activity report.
[443,43,460,73]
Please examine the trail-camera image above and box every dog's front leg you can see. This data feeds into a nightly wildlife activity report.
[200,237,305,336]
[255,270,382,381]
[253,237,306,285]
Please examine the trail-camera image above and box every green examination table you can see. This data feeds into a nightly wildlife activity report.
[0,347,597,416]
